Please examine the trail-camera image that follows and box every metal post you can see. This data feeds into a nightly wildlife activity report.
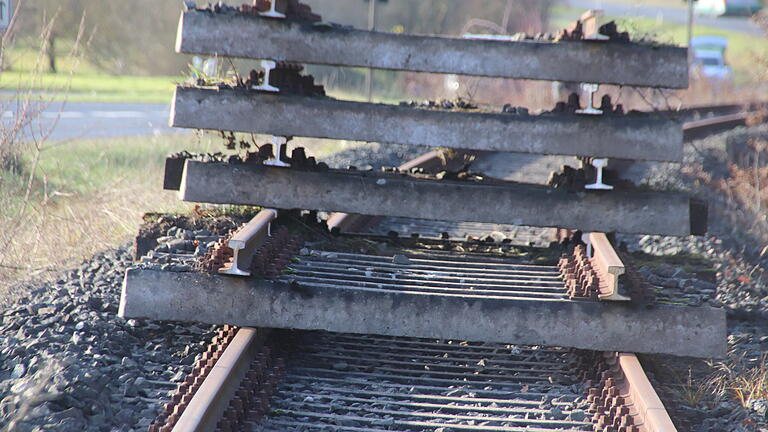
[687,0,694,65]
[364,0,376,102]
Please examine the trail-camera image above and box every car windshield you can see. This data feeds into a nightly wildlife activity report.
[699,58,723,66]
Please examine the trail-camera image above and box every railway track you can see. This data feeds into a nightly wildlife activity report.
[134,114,756,430]
[151,323,672,432]
[683,109,766,142]
[133,201,689,432]
[115,2,767,431]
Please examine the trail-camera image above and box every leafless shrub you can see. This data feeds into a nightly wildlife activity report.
[716,138,768,241]
[0,5,91,285]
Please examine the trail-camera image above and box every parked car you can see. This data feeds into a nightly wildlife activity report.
[690,36,734,82]
[694,0,764,16]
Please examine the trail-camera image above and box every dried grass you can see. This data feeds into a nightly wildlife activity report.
[670,367,729,407]
[693,136,768,248]
[730,358,768,408]
[0,159,194,300]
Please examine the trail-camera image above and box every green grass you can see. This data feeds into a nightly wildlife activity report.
[0,40,180,103]
[0,133,215,288]
[2,132,356,213]
[0,71,179,103]
[36,135,205,195]
[1,134,210,212]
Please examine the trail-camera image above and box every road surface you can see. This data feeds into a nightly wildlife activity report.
[2,101,185,142]
[568,0,764,36]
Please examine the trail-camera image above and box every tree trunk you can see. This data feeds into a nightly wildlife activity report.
[45,33,56,73]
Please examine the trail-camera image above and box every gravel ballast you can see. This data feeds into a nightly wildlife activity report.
[0,247,216,432]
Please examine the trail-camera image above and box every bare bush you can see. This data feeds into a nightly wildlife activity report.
[0,5,91,286]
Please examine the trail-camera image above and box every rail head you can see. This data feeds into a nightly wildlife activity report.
[589,232,630,301]
[171,328,264,432]
[611,352,678,432]
[219,209,278,276]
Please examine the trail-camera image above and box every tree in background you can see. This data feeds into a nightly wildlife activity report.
[307,0,553,36]
[15,0,188,75]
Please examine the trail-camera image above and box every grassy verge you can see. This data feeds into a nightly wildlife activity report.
[0,71,178,103]
[0,134,208,293]
[1,40,179,103]
[0,132,359,294]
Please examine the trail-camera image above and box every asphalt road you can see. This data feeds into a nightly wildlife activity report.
[568,0,764,35]
[2,101,185,143]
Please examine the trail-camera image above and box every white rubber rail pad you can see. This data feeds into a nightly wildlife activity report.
[175,10,689,88]
[170,87,684,163]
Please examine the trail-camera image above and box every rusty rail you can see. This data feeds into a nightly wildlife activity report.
[682,112,752,142]
[610,352,678,432]
[157,328,679,432]
[170,328,264,432]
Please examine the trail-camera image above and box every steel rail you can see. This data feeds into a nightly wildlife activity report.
[606,352,678,432]
[589,232,631,301]
[158,327,679,432]
[218,209,277,276]
[682,111,760,142]
[170,328,265,432]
